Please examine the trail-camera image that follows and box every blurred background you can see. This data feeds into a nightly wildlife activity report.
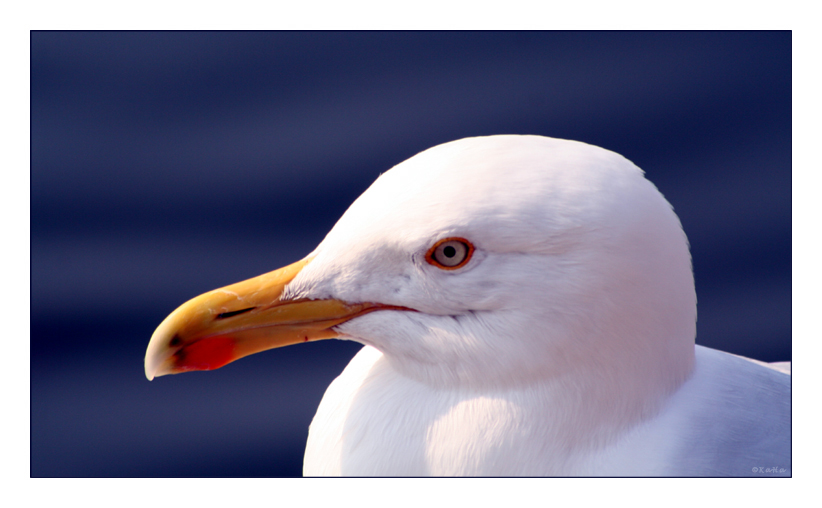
[31,31,791,477]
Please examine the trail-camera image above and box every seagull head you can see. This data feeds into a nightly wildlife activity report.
[146,135,696,400]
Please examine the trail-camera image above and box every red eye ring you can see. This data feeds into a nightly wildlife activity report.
[425,237,475,270]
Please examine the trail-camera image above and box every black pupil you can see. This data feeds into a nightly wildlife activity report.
[443,245,457,258]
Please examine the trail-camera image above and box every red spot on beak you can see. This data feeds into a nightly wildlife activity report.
[175,336,236,371]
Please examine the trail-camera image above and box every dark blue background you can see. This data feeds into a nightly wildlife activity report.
[31,31,791,477]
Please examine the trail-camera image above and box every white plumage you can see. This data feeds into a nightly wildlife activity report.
[291,135,790,476]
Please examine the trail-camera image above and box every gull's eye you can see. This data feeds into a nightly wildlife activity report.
[426,238,474,270]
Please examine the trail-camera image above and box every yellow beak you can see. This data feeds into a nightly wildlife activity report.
[144,257,404,380]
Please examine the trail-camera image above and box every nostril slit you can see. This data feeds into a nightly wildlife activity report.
[216,307,256,319]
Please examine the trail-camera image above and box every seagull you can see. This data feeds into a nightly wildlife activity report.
[145,135,791,476]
